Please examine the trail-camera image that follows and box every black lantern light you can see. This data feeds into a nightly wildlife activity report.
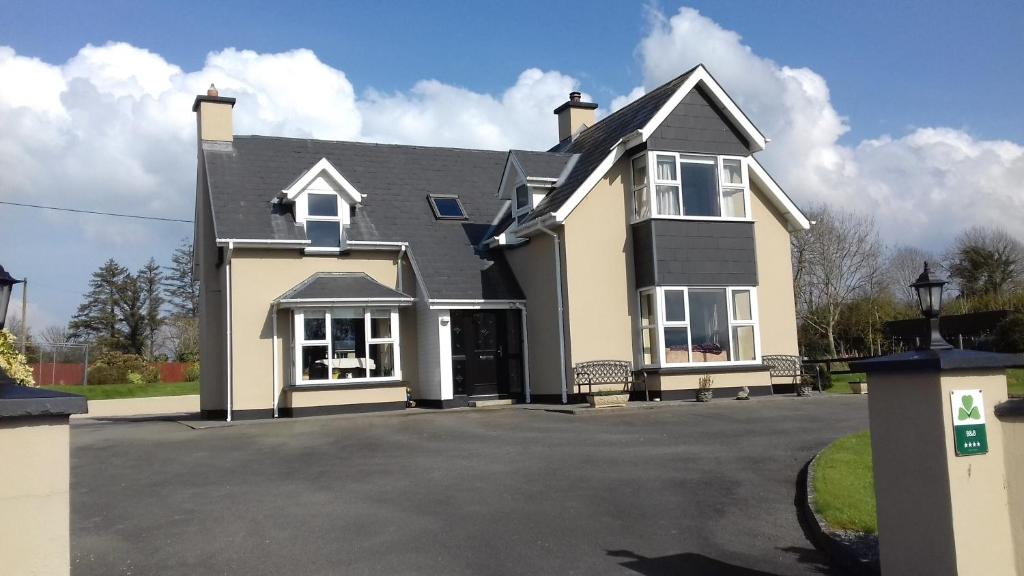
[910,262,953,350]
[0,265,23,332]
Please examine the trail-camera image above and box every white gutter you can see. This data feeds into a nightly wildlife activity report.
[271,301,279,418]
[225,240,234,422]
[538,226,568,404]
[396,245,407,293]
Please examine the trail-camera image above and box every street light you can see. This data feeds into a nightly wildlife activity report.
[0,265,24,331]
[910,261,953,350]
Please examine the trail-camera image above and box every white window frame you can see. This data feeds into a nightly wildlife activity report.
[638,287,659,367]
[638,286,761,368]
[631,153,651,221]
[297,191,349,253]
[631,151,752,223]
[293,307,401,385]
[513,182,532,227]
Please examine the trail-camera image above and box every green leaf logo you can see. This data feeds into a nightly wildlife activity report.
[958,395,980,421]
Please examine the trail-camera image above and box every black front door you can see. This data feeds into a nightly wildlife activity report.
[451,309,523,398]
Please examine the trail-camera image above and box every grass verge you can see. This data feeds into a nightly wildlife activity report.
[1009,369,1023,398]
[827,369,1022,397]
[813,430,876,534]
[39,381,199,401]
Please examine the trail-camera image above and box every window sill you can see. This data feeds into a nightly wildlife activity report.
[631,216,754,225]
[640,363,767,375]
[303,247,349,255]
[288,379,405,391]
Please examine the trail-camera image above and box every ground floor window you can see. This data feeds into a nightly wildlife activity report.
[637,286,759,367]
[294,307,400,384]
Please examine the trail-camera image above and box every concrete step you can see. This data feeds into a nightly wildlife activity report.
[467,398,515,408]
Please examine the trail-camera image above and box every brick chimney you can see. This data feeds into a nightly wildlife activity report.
[192,84,236,143]
[553,91,597,142]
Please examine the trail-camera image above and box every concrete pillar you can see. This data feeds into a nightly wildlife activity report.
[852,350,1023,576]
[0,377,87,576]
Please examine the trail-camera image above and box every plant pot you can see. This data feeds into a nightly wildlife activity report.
[797,385,813,397]
[588,393,629,408]
[849,381,868,395]
[696,389,713,403]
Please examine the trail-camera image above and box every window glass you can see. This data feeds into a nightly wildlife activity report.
[656,185,681,216]
[640,292,655,325]
[369,343,395,377]
[307,193,338,217]
[663,327,690,364]
[722,188,746,218]
[429,196,466,219]
[306,221,341,248]
[330,309,367,379]
[732,290,752,321]
[733,326,756,361]
[689,288,730,362]
[721,159,743,185]
[681,162,720,217]
[634,186,650,220]
[656,155,677,181]
[632,156,647,187]
[515,185,530,210]
[370,310,392,339]
[641,328,656,365]
[664,291,687,322]
[301,345,328,381]
[304,313,326,340]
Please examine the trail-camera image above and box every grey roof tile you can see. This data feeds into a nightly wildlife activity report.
[510,149,573,179]
[277,272,413,302]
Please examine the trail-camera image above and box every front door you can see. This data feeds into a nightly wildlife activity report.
[451,309,523,398]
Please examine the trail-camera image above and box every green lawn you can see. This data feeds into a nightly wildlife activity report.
[826,372,865,394]
[813,431,877,534]
[40,381,199,401]
[827,369,1023,397]
[1009,369,1024,398]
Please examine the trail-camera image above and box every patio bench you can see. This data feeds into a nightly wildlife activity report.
[762,354,822,394]
[573,360,649,402]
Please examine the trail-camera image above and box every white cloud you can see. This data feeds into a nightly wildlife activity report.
[626,7,1024,247]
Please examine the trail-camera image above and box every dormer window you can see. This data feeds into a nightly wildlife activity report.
[428,194,467,220]
[632,152,750,221]
[513,184,531,226]
[305,193,342,248]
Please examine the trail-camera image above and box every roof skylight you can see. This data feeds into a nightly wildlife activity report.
[427,195,467,220]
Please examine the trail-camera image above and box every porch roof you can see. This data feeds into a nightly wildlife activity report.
[274,272,414,308]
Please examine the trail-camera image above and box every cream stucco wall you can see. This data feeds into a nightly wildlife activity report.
[504,234,567,396]
[197,157,226,413]
[0,417,71,576]
[1000,405,1024,574]
[648,370,772,392]
[227,249,414,412]
[283,385,406,408]
[196,100,232,142]
[750,181,800,357]
[867,370,1016,576]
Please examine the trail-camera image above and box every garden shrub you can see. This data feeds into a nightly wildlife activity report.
[0,330,34,386]
[184,362,200,382]
[991,313,1024,353]
[87,352,148,385]
[140,364,161,384]
[126,371,145,386]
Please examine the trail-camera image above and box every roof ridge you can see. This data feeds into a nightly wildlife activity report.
[234,134,508,155]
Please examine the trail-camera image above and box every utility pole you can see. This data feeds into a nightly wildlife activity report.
[19,278,27,354]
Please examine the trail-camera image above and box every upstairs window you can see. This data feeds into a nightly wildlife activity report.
[305,193,343,248]
[513,184,531,226]
[428,194,467,220]
[633,152,749,221]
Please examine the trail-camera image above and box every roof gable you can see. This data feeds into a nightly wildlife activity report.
[281,157,363,205]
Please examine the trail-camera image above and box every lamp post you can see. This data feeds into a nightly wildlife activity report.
[909,261,953,350]
[0,265,23,332]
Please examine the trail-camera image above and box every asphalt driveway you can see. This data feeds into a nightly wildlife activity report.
[71,395,869,575]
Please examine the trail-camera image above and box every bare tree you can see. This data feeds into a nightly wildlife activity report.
[39,325,75,346]
[792,204,884,358]
[886,245,936,305]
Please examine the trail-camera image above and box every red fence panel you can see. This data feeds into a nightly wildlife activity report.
[32,363,85,386]
[159,363,190,383]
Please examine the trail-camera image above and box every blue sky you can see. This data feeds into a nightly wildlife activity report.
[4,0,1023,143]
[1,0,1022,332]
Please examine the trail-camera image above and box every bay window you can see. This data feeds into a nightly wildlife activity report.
[631,152,749,221]
[637,286,759,367]
[294,307,400,384]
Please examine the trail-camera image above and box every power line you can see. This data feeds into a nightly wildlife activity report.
[0,200,193,223]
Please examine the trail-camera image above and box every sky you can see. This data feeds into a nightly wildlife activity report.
[1,0,1022,332]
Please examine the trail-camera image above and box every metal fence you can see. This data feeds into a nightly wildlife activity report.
[27,342,92,386]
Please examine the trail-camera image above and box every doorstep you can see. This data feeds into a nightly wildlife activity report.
[467,398,516,408]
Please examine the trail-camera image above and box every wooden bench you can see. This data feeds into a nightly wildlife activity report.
[762,355,822,394]
[573,360,648,401]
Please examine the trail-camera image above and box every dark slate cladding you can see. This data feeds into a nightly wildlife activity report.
[510,150,573,179]
[632,221,656,288]
[278,273,412,301]
[529,65,700,223]
[204,137,524,301]
[634,219,757,286]
[647,86,752,156]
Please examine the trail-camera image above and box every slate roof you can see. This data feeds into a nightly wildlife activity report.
[527,66,699,222]
[510,149,574,180]
[204,137,524,301]
[276,272,413,303]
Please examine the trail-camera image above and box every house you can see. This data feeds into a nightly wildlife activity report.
[192,64,810,420]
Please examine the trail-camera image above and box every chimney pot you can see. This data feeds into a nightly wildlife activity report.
[207,84,219,97]
[569,91,581,103]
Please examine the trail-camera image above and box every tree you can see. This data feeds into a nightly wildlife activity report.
[69,259,129,351]
[164,239,199,318]
[945,226,1023,299]
[886,245,936,306]
[791,204,884,358]
[117,271,148,356]
[138,258,164,359]
[164,316,199,363]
